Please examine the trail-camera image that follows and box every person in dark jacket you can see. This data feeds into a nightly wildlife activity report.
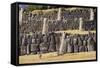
[73,35,79,53]
[48,32,56,52]
[30,33,37,54]
[66,36,73,53]
[26,35,32,55]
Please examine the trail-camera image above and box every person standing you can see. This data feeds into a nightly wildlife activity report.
[66,36,73,53]
[48,32,56,52]
[87,35,95,51]
[26,35,32,55]
[31,33,37,54]
[73,35,79,53]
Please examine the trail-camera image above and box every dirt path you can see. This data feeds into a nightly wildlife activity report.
[19,51,96,64]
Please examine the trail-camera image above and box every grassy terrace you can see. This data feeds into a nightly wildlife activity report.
[55,30,96,35]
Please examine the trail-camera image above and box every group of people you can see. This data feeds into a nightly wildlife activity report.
[23,9,58,21]
[20,18,96,34]
[19,32,96,56]
[19,8,96,56]
[19,32,61,55]
[23,8,93,21]
[83,20,96,30]
[47,19,79,32]
[59,32,96,54]
[20,8,96,34]
[61,8,90,20]
[19,20,43,33]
